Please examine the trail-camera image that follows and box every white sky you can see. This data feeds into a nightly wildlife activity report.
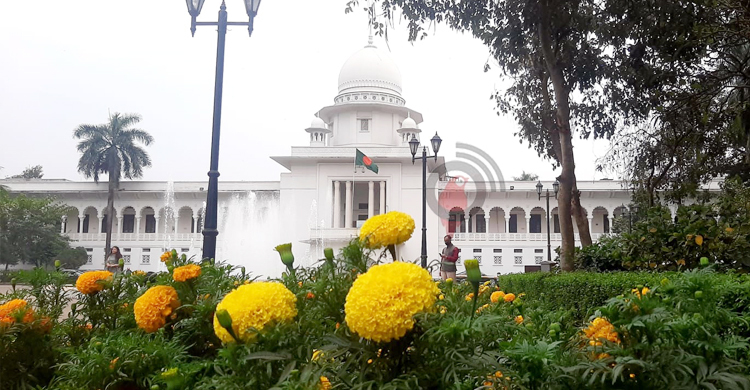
[0,0,616,183]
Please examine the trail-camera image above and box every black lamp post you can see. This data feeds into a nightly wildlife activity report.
[536,180,560,263]
[409,133,442,269]
[185,0,262,261]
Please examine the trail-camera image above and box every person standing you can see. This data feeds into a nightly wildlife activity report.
[105,246,122,273]
[440,235,459,281]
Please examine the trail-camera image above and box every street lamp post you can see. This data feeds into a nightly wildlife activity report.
[536,180,560,263]
[184,0,261,261]
[409,133,442,269]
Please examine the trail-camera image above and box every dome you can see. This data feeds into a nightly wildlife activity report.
[310,117,326,129]
[400,116,417,130]
[337,39,403,99]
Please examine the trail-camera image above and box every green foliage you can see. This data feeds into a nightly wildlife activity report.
[15,268,72,319]
[2,240,749,389]
[576,178,750,272]
[10,165,44,179]
[497,271,664,322]
[55,246,88,269]
[52,331,189,390]
[0,191,71,268]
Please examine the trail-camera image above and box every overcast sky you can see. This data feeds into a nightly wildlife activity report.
[0,0,617,183]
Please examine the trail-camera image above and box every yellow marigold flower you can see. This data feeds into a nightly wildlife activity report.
[495,371,503,378]
[583,317,620,345]
[311,349,323,361]
[345,262,438,343]
[465,292,475,301]
[358,211,415,248]
[445,278,453,283]
[160,251,172,262]
[213,282,297,344]
[515,315,524,324]
[75,271,113,295]
[134,286,181,333]
[503,293,516,302]
[109,357,119,370]
[367,358,373,364]
[629,373,635,379]
[132,270,146,276]
[479,285,489,295]
[319,376,331,390]
[491,291,506,303]
[172,264,202,282]
[439,306,447,314]
[0,299,34,325]
[438,294,445,300]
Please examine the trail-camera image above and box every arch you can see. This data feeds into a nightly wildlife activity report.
[120,205,136,216]
[99,207,118,235]
[488,206,506,233]
[121,206,137,234]
[529,206,546,234]
[177,206,194,234]
[508,207,526,233]
[141,207,157,234]
[591,206,610,234]
[468,206,486,233]
[447,207,465,233]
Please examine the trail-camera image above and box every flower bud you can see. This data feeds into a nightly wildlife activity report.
[54,260,61,269]
[215,309,233,330]
[11,278,17,291]
[463,259,481,284]
[324,248,334,262]
[274,243,295,267]
[700,257,709,266]
[694,290,703,299]
[118,258,125,270]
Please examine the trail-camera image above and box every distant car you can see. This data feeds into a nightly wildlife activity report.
[59,269,84,283]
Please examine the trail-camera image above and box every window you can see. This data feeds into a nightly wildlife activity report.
[474,256,482,264]
[535,256,543,264]
[514,256,523,265]
[493,248,502,253]
[514,249,523,253]
[359,119,370,132]
[509,214,518,233]
[123,215,135,233]
[101,215,108,233]
[494,256,502,264]
[358,203,368,210]
[141,255,150,264]
[553,214,560,233]
[603,214,610,233]
[476,215,486,233]
[473,248,482,253]
[448,211,465,233]
[142,248,151,252]
[145,215,156,233]
[534,249,543,253]
[86,255,92,264]
[123,255,131,265]
[530,214,542,233]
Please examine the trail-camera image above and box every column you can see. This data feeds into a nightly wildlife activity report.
[345,181,353,229]
[78,215,84,233]
[155,217,161,235]
[192,214,198,234]
[333,181,341,228]
[174,216,180,234]
[608,216,614,233]
[368,181,375,219]
[61,216,67,233]
[117,216,123,235]
[460,212,466,233]
[379,181,386,214]
[587,217,593,234]
[504,215,509,233]
[526,212,531,233]
[136,217,142,237]
[484,215,490,234]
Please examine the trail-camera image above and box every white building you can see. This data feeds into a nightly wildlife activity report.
[3,38,644,278]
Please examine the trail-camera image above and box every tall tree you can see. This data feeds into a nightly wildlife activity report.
[10,165,44,179]
[350,0,628,269]
[0,190,70,269]
[513,171,539,181]
[73,113,153,261]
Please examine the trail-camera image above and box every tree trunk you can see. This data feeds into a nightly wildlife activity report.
[104,156,117,263]
[571,183,593,247]
[538,0,577,271]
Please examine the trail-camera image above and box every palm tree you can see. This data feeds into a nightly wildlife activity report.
[74,113,153,261]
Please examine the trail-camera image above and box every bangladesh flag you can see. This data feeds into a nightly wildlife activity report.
[355,149,379,174]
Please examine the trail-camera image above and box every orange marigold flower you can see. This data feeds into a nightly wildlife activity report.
[0,299,34,325]
[110,357,119,370]
[134,286,181,333]
[306,292,315,299]
[319,376,331,390]
[491,291,506,303]
[160,251,172,262]
[172,264,202,282]
[75,271,113,295]
[503,293,516,302]
[515,315,524,324]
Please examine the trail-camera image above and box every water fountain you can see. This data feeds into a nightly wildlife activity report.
[215,191,284,279]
